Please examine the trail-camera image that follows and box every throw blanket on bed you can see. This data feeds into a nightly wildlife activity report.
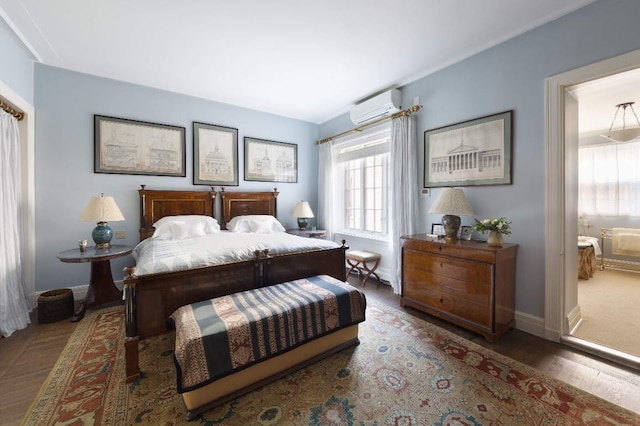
[170,274,366,393]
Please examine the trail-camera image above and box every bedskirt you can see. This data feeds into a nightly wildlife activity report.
[169,274,366,394]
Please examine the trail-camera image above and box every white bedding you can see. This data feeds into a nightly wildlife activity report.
[132,231,340,275]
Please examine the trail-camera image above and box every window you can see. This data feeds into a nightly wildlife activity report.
[334,126,390,238]
[579,141,640,216]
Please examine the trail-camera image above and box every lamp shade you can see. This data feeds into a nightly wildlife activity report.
[80,195,125,249]
[428,188,474,216]
[292,201,314,230]
[80,195,125,222]
[292,201,314,218]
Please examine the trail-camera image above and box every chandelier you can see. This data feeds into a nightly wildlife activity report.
[601,101,640,143]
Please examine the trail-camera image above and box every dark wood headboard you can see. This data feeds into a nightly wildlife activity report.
[138,185,217,240]
[219,187,278,229]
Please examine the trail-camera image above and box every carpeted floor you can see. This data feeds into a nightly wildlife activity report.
[574,268,640,358]
[22,301,640,425]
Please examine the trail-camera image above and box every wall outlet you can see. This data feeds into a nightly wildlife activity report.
[421,188,430,197]
[115,230,126,239]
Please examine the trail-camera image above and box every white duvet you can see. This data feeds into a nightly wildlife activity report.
[132,231,340,276]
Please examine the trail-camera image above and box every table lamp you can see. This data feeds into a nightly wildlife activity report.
[80,194,125,249]
[428,188,474,242]
[292,201,314,230]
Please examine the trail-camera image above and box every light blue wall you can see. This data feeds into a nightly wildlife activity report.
[34,65,318,291]
[319,0,640,318]
[0,18,34,103]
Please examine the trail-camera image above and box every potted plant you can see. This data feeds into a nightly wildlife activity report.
[472,217,511,247]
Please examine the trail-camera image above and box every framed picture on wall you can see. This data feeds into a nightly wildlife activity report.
[193,122,239,186]
[244,137,297,183]
[94,115,186,176]
[424,110,512,188]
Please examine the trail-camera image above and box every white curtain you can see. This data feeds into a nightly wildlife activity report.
[0,110,31,337]
[317,142,335,240]
[579,141,640,216]
[389,114,419,294]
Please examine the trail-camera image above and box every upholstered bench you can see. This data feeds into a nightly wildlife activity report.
[169,274,366,420]
[346,250,381,287]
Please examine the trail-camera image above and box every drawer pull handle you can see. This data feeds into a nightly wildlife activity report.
[438,246,442,251]
[439,262,443,268]
[439,298,444,304]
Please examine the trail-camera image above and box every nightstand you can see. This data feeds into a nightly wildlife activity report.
[286,228,327,239]
[57,244,133,321]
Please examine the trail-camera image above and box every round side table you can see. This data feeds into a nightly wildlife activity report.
[57,244,133,322]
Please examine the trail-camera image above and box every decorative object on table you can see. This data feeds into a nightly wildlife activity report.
[472,217,512,247]
[423,110,512,188]
[94,115,186,177]
[431,223,445,237]
[601,102,640,143]
[292,200,314,230]
[428,187,475,242]
[193,122,239,186]
[244,136,297,182]
[459,225,472,240]
[79,194,125,249]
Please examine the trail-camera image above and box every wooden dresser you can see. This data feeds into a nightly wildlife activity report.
[400,235,518,342]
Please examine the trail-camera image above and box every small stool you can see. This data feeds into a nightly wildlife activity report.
[346,250,381,287]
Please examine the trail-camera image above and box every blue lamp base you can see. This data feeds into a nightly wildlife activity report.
[92,222,113,249]
[297,217,309,230]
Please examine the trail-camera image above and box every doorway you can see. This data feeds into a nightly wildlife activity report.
[545,48,640,369]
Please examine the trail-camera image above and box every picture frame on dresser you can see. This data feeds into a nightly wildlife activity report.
[94,115,186,176]
[431,223,445,237]
[459,225,472,241]
[244,137,297,183]
[424,110,512,188]
[193,122,239,186]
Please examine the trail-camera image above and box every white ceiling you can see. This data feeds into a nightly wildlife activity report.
[1,0,596,124]
[569,68,640,136]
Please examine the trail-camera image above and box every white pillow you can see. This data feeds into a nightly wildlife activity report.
[151,215,220,240]
[153,215,220,234]
[226,215,285,233]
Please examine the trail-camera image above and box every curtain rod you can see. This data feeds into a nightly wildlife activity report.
[0,100,24,121]
[315,104,422,145]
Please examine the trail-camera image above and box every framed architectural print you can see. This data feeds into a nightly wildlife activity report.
[244,137,297,183]
[424,110,512,188]
[94,115,186,176]
[193,122,239,186]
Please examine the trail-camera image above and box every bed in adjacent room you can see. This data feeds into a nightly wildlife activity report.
[123,186,348,382]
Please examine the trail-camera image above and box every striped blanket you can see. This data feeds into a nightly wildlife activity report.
[169,275,366,393]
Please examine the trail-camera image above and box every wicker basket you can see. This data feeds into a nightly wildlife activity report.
[38,288,74,323]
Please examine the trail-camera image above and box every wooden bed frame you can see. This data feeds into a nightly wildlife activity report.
[123,186,348,383]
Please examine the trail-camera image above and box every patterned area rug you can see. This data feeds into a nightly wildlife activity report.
[22,302,640,425]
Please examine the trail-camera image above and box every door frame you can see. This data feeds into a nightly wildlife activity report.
[544,48,640,342]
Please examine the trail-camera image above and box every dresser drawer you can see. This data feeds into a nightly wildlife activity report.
[404,249,492,282]
[403,284,492,329]
[403,268,490,306]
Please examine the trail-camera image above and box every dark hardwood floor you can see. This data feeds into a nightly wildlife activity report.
[1,276,639,425]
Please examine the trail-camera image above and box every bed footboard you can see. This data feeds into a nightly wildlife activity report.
[123,242,348,383]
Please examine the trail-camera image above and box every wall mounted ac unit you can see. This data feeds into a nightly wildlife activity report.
[350,89,401,125]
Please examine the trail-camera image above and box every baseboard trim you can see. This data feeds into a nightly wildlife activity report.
[514,310,545,338]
